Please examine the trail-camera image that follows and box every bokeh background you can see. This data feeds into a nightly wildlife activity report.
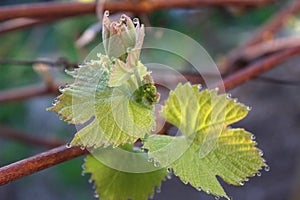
[1,0,300,200]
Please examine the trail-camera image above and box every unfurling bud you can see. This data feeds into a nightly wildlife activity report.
[102,11,145,62]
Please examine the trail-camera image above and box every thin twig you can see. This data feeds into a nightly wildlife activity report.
[244,0,300,47]
[219,0,300,73]
[0,0,274,21]
[0,126,64,148]
[240,37,300,61]
[217,46,300,91]
[0,146,88,186]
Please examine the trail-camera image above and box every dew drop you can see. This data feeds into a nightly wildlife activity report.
[167,174,172,180]
[196,187,202,191]
[52,98,58,105]
[59,85,64,90]
[88,179,93,183]
[167,168,173,173]
[81,171,85,176]
[227,93,232,98]
[259,150,264,156]
[214,87,219,92]
[148,158,153,163]
[247,106,252,111]
[251,135,256,140]
[104,10,109,17]
[206,190,211,194]
[94,193,99,198]
[66,143,72,148]
[133,18,139,25]
[257,172,261,177]
[233,98,238,103]
[120,15,126,22]
[239,181,244,186]
[156,187,161,193]
[215,196,220,200]
[80,146,86,150]
[149,194,154,199]
[154,161,160,167]
[264,165,270,172]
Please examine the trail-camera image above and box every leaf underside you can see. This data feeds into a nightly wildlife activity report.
[84,148,168,200]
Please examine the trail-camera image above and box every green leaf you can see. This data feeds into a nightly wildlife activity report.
[144,83,266,199]
[48,54,155,148]
[84,148,168,200]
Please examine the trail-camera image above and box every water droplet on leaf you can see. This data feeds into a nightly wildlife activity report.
[257,172,261,177]
[264,166,270,172]
[94,193,99,198]
[154,161,160,167]
[133,18,139,25]
[66,143,71,148]
[104,10,109,17]
[156,187,161,193]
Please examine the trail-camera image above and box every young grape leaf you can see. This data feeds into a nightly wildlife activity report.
[48,54,156,148]
[84,147,168,200]
[143,83,267,199]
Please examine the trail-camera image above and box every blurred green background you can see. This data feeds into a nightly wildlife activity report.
[1,1,300,200]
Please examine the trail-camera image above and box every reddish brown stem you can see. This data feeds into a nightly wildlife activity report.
[0,146,87,186]
[220,46,300,91]
[219,0,300,74]
[245,0,300,47]
[0,0,274,21]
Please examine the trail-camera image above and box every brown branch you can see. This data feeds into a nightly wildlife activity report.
[236,36,300,61]
[0,126,64,148]
[0,146,88,186]
[219,0,300,73]
[219,46,300,91]
[0,0,274,21]
[244,0,300,47]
